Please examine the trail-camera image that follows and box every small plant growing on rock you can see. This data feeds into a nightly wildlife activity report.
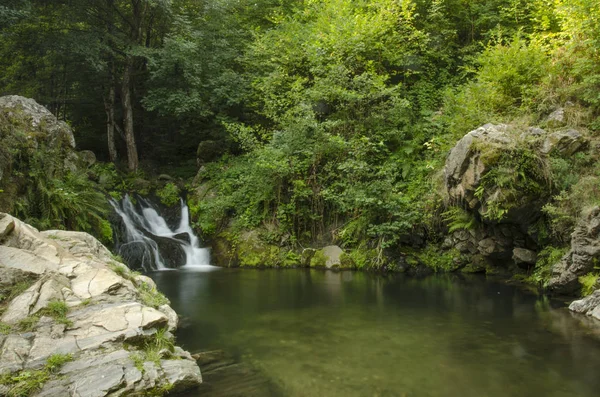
[138,282,169,309]
[40,300,72,327]
[579,273,599,297]
[0,353,73,397]
[16,316,39,332]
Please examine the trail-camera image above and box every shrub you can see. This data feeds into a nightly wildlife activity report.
[156,183,180,207]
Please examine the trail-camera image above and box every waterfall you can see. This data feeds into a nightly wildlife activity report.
[110,195,212,272]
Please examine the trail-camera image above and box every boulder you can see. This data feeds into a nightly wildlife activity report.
[78,150,97,167]
[152,234,187,268]
[0,95,75,148]
[311,246,344,269]
[545,107,566,128]
[548,207,600,294]
[512,248,537,267]
[541,129,587,156]
[569,290,600,321]
[445,124,511,209]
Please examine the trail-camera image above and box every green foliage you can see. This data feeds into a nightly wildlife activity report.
[129,327,176,375]
[528,246,569,287]
[415,246,464,272]
[11,147,110,241]
[345,245,379,270]
[16,316,39,332]
[442,207,478,233]
[156,183,180,207]
[475,144,551,221]
[310,250,327,268]
[138,281,169,309]
[39,300,72,327]
[443,36,549,137]
[0,322,12,335]
[579,273,599,297]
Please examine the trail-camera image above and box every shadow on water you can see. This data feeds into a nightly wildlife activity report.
[151,269,600,397]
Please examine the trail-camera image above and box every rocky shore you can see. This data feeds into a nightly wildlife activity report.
[0,213,202,396]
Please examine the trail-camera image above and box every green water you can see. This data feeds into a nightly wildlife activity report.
[152,269,600,397]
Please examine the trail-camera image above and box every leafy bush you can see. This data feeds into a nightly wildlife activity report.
[156,182,180,207]
[528,246,569,287]
[443,36,549,137]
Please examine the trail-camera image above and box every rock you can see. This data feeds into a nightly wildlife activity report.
[78,150,97,167]
[444,124,510,209]
[311,246,344,269]
[0,95,75,148]
[322,246,343,268]
[0,335,32,374]
[0,245,59,275]
[512,248,537,266]
[41,230,114,263]
[301,248,316,267]
[541,129,587,156]
[131,178,152,192]
[0,212,202,395]
[235,230,280,267]
[0,213,15,240]
[159,304,179,332]
[161,358,203,394]
[569,290,600,321]
[548,207,600,294]
[152,234,187,268]
[172,232,191,244]
[546,107,566,128]
[158,174,173,181]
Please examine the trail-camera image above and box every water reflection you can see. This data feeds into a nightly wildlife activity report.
[152,270,600,397]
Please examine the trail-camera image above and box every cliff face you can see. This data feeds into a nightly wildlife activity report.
[0,213,202,396]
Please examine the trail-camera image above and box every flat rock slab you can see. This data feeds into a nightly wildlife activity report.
[66,302,168,350]
[0,245,59,275]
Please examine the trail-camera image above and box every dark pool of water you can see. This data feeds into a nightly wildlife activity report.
[152,268,600,397]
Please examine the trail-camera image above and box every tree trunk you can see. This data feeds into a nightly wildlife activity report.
[103,84,118,163]
[122,57,138,172]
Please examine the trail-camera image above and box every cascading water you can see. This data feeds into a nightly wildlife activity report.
[110,195,212,272]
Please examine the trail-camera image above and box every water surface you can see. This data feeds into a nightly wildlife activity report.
[152,269,600,397]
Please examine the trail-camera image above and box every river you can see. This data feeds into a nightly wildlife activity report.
[152,268,600,397]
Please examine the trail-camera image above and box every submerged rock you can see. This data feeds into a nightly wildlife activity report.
[0,213,202,395]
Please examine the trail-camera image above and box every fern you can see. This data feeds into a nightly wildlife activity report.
[442,207,477,233]
[14,148,110,241]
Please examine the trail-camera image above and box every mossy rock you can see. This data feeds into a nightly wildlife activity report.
[339,252,356,269]
[310,250,327,268]
[236,231,281,267]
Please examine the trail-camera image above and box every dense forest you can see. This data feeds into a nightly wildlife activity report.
[1,0,600,291]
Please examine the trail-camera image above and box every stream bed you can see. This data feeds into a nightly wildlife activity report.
[152,269,600,397]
